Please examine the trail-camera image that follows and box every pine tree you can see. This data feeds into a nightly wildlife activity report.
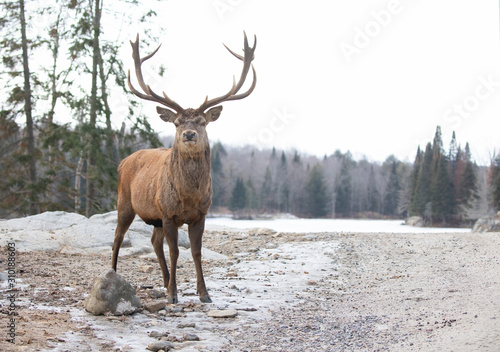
[230,177,247,213]
[428,126,455,222]
[490,155,500,211]
[211,142,226,207]
[305,163,329,217]
[335,153,353,217]
[383,161,400,216]
[260,167,273,212]
[411,143,432,216]
[409,146,422,215]
[366,165,380,212]
[457,143,478,215]
[430,153,454,222]
[245,178,258,211]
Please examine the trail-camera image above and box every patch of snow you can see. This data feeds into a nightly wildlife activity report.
[205,217,471,234]
[49,239,340,351]
[0,211,225,261]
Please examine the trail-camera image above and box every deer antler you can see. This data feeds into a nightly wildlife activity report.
[197,32,257,112]
[127,34,184,113]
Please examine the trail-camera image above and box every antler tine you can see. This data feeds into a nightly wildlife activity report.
[198,32,257,112]
[128,33,183,113]
[226,65,257,101]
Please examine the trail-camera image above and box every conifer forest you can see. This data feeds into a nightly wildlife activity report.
[1,1,500,225]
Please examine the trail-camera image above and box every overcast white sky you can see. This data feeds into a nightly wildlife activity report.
[123,0,500,164]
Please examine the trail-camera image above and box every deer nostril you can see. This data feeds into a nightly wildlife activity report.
[184,132,196,141]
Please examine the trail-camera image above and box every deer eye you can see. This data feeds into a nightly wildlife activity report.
[174,118,181,127]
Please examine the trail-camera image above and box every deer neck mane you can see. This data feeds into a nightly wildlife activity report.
[169,144,212,199]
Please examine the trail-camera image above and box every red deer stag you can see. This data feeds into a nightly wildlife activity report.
[111,33,256,304]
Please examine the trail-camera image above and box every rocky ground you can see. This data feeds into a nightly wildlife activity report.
[1,223,499,351]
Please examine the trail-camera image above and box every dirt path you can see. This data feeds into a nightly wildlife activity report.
[1,230,499,351]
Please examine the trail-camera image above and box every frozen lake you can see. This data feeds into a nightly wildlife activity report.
[205,217,472,234]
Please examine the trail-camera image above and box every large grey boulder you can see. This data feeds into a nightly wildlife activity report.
[178,229,190,249]
[84,269,141,315]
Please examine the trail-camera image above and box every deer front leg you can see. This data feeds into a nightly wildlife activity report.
[189,217,212,303]
[151,227,170,289]
[163,219,179,304]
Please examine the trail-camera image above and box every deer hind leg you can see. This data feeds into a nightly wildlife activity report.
[163,219,179,304]
[151,226,170,289]
[189,217,211,303]
[111,206,135,271]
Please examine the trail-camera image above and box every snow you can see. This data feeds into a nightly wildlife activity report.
[0,211,226,260]
[205,217,472,234]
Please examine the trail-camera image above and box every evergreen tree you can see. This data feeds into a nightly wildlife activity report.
[448,131,459,178]
[490,155,500,211]
[230,177,247,212]
[366,165,380,212]
[411,143,433,216]
[305,163,329,217]
[335,152,353,216]
[383,161,400,216]
[457,143,478,215]
[430,153,454,222]
[211,142,226,207]
[277,151,289,212]
[245,178,258,211]
[409,146,422,215]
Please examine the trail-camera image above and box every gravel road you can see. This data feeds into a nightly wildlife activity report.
[1,228,499,351]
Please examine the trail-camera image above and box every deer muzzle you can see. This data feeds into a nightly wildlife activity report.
[183,131,197,143]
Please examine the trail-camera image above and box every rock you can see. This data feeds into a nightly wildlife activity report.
[472,216,500,232]
[247,228,277,236]
[0,272,8,281]
[207,309,238,318]
[177,322,196,328]
[138,265,154,273]
[148,289,166,299]
[405,216,424,227]
[178,229,190,249]
[84,269,141,316]
[183,333,200,341]
[149,330,169,338]
[146,341,174,351]
[145,301,166,313]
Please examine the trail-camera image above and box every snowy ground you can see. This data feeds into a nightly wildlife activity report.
[0,212,499,351]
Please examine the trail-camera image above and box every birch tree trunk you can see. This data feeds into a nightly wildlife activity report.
[19,0,39,215]
[85,0,101,217]
[74,155,84,213]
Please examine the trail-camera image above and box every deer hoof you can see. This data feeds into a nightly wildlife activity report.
[168,296,178,304]
[200,295,212,303]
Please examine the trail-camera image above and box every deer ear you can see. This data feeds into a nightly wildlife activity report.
[157,106,177,123]
[205,106,223,123]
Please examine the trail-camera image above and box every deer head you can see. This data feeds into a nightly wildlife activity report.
[127,33,257,155]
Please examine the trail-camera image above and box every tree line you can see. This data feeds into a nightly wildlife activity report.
[219,126,500,225]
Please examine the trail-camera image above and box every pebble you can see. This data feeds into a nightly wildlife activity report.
[145,301,166,313]
[148,289,166,299]
[149,330,169,338]
[138,265,154,273]
[177,322,196,328]
[207,309,238,318]
[183,333,200,341]
[146,341,174,351]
